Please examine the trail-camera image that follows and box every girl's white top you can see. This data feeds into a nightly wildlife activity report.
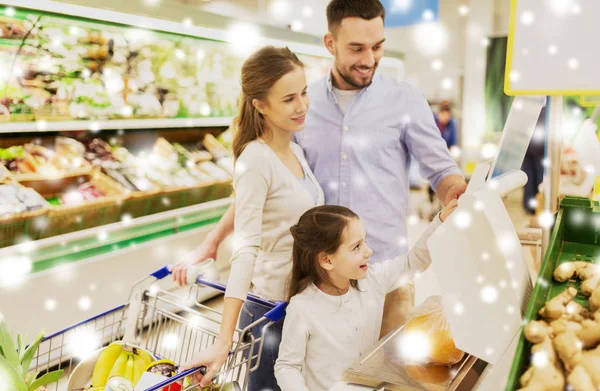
[274,215,442,391]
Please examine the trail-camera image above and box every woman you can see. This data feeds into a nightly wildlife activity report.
[178,46,324,390]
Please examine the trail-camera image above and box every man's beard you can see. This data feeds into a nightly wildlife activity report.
[336,63,378,89]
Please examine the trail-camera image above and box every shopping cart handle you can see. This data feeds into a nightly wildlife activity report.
[196,277,286,314]
[150,265,171,280]
[151,265,288,318]
[264,301,287,322]
[143,367,201,391]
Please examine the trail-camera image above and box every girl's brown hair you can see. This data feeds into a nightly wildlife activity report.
[288,205,360,301]
[232,46,304,160]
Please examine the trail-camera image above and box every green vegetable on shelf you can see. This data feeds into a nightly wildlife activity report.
[46,197,62,206]
[0,146,24,160]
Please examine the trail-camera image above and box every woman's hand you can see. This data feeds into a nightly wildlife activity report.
[439,199,459,222]
[172,241,218,287]
[179,338,231,387]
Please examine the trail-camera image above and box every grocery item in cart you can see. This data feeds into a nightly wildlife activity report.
[105,376,133,391]
[146,359,178,377]
[0,317,63,390]
[135,360,181,391]
[67,342,155,390]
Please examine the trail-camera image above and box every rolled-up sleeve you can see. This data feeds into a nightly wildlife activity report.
[401,86,463,190]
[224,155,270,301]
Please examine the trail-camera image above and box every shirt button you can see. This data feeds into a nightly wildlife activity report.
[342,182,347,188]
[342,153,348,160]
[343,125,349,132]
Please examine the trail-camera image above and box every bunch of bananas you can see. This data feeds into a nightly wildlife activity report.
[91,342,155,388]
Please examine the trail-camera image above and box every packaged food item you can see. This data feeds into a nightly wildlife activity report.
[203,134,228,160]
[59,181,106,205]
[103,167,137,192]
[135,360,181,391]
[403,296,465,366]
[104,376,133,391]
[216,157,234,176]
[180,142,213,162]
[199,161,231,182]
[0,183,47,218]
[83,138,118,167]
[0,146,25,172]
[52,137,87,171]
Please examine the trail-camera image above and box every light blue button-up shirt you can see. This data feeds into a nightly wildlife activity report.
[294,73,462,262]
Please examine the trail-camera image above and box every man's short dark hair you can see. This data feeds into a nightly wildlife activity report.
[326,0,386,34]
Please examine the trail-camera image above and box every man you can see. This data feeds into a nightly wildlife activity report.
[174,0,466,339]
[435,101,457,149]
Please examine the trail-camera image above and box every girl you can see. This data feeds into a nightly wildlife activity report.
[275,201,457,391]
[179,46,324,390]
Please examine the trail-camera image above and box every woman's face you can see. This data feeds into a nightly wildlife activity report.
[258,65,309,134]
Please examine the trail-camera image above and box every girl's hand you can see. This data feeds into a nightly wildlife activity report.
[440,199,459,222]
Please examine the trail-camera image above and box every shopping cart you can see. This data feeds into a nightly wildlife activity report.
[31,264,287,391]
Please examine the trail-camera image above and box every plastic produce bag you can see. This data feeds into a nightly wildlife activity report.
[385,296,464,369]
[404,296,464,365]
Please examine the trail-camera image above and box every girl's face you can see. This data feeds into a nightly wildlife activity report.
[324,218,373,282]
[255,65,309,135]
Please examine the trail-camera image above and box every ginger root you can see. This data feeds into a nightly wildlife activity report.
[567,365,595,391]
[567,346,600,389]
[554,262,598,283]
[518,363,565,391]
[553,331,583,372]
[578,319,600,349]
[520,262,600,391]
[525,320,552,344]
[553,262,600,312]
[518,323,563,390]
[539,287,579,320]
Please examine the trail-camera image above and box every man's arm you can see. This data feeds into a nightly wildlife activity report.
[436,174,467,205]
[400,85,465,204]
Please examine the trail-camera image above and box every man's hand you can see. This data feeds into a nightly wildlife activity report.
[444,182,467,205]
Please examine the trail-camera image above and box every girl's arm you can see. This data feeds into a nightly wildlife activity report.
[275,301,311,391]
[373,200,457,293]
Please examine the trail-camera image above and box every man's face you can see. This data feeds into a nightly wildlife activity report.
[326,16,385,90]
